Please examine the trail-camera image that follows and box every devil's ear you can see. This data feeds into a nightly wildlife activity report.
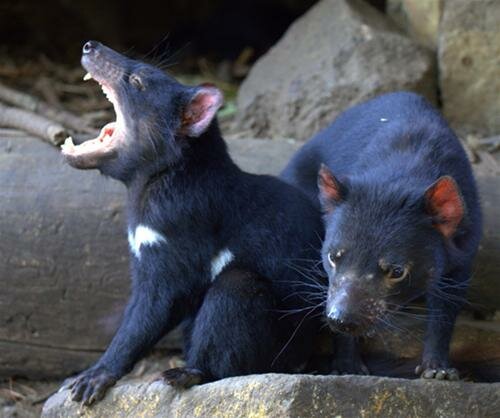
[181,84,223,137]
[318,164,345,212]
[424,176,465,239]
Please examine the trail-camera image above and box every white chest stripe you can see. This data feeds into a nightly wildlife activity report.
[128,225,166,259]
[211,248,234,281]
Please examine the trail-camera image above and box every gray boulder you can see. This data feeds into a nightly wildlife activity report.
[42,374,500,418]
[236,0,436,140]
[386,0,443,50]
[439,0,500,136]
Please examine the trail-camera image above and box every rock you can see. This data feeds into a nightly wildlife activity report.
[387,0,443,49]
[226,136,301,174]
[235,0,436,141]
[42,374,500,418]
[439,0,500,136]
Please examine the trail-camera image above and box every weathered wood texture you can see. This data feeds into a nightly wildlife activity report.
[0,135,300,378]
[0,134,498,379]
[0,134,128,379]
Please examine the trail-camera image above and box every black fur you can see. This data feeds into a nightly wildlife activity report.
[63,42,325,405]
[281,92,482,380]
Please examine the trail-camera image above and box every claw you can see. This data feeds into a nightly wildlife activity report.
[58,377,77,393]
[416,362,460,381]
[64,366,117,406]
[435,369,447,380]
[71,381,85,402]
[330,358,369,376]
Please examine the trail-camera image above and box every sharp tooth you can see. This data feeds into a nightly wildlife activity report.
[83,72,92,81]
[61,136,75,150]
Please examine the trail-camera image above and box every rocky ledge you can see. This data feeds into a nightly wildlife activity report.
[42,374,500,418]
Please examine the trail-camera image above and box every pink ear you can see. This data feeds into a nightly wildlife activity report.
[425,176,465,239]
[318,164,343,212]
[181,85,223,137]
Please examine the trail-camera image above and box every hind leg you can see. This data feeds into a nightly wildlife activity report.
[162,269,301,388]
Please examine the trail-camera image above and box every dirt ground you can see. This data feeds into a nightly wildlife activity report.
[0,351,184,417]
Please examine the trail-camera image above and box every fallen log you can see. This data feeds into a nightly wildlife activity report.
[0,134,498,379]
[0,82,94,134]
[0,134,302,378]
[0,103,67,146]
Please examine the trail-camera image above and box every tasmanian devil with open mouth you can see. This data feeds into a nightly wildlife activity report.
[60,41,325,406]
[282,92,482,380]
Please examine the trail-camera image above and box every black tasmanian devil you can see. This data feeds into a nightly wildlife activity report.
[281,92,482,380]
[60,41,325,405]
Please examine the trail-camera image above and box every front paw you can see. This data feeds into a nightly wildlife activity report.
[331,357,369,376]
[415,360,459,381]
[62,366,117,406]
[161,367,204,388]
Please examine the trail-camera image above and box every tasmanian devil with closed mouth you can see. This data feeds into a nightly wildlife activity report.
[60,41,325,405]
[282,92,482,380]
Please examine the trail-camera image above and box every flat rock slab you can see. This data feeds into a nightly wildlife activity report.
[42,374,500,418]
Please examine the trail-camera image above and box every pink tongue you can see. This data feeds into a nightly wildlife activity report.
[97,124,115,142]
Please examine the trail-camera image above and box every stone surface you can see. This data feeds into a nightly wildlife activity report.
[439,0,500,136]
[235,0,436,141]
[42,374,500,418]
[387,0,443,49]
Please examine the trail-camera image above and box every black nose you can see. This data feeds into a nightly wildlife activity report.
[326,307,362,334]
[83,41,99,54]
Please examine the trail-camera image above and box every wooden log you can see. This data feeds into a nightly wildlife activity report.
[0,134,301,378]
[0,103,67,146]
[0,82,95,134]
[0,134,498,379]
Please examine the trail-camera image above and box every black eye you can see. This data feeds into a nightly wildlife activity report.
[129,74,144,90]
[387,265,408,283]
[390,267,404,278]
[327,249,344,268]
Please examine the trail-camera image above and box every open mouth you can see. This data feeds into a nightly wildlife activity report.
[61,73,123,168]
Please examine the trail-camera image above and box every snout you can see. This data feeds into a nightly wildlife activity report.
[325,282,384,336]
[326,305,365,335]
[81,41,126,85]
[81,40,105,75]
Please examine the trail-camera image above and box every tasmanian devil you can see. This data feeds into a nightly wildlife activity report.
[60,41,325,405]
[281,92,482,380]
